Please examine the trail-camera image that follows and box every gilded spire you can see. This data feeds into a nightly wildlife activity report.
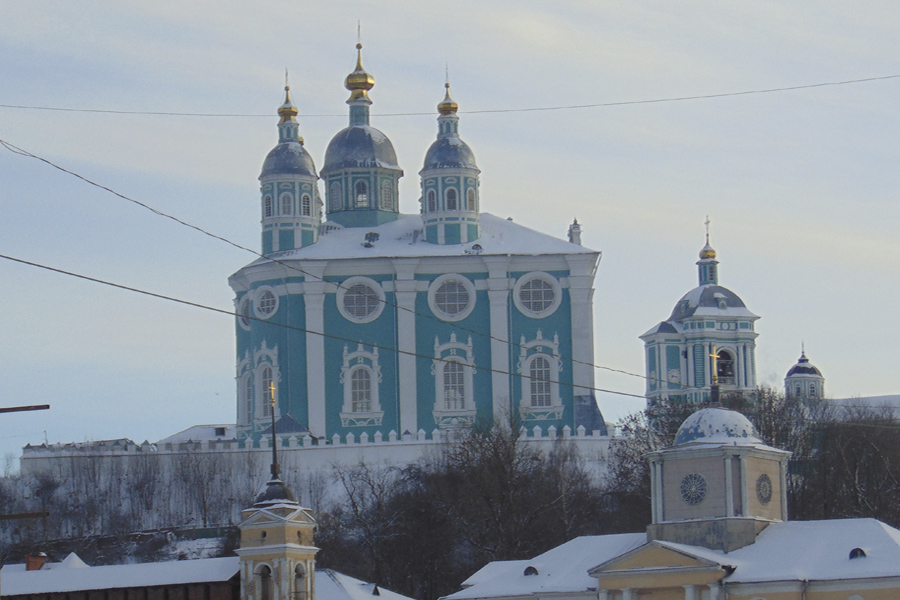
[276,76,303,144]
[345,43,375,103]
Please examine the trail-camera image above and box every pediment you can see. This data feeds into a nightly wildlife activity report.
[589,541,724,575]
[240,506,315,528]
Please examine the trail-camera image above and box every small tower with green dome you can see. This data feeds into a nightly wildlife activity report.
[258,84,322,254]
[320,44,403,228]
[420,82,482,245]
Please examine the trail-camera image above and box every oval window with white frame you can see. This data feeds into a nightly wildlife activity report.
[254,287,279,319]
[428,274,476,322]
[238,296,252,331]
[513,272,562,319]
[336,277,385,324]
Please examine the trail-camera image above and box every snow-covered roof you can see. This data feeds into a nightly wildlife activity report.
[0,555,239,595]
[1,556,411,600]
[446,534,646,600]
[254,213,595,263]
[661,519,900,583]
[156,424,236,444]
[667,285,758,322]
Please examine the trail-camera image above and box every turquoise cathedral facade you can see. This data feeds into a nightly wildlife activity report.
[640,235,759,405]
[230,46,604,444]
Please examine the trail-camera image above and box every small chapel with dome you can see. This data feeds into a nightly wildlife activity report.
[229,45,604,444]
[640,230,759,405]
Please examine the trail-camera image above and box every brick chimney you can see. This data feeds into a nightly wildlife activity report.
[25,552,47,571]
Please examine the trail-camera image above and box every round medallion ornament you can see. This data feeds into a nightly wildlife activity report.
[680,473,707,505]
[756,473,773,505]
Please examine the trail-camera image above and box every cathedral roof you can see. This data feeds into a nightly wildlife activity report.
[667,284,757,322]
[260,142,318,178]
[674,408,761,446]
[323,125,401,171]
[421,136,479,171]
[251,213,596,262]
[786,351,822,377]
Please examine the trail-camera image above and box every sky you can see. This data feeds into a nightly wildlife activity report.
[1,1,898,466]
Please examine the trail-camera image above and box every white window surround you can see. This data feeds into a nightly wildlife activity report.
[517,331,563,421]
[336,276,385,324]
[432,334,477,429]
[329,182,342,211]
[427,273,477,322]
[238,296,252,331]
[301,194,312,216]
[513,272,563,319]
[280,192,293,216]
[380,180,392,210]
[340,343,384,427]
[247,341,279,423]
[253,286,280,319]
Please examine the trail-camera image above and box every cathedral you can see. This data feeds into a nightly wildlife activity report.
[230,44,604,444]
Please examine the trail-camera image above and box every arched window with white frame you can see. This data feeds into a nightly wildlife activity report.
[329,182,342,211]
[518,331,563,421]
[280,193,293,216]
[260,366,274,417]
[256,565,272,600]
[355,180,368,207]
[446,188,458,210]
[340,343,384,427]
[427,190,436,213]
[432,334,476,429]
[380,180,392,210]
[301,193,312,216]
[466,188,476,211]
[263,195,273,218]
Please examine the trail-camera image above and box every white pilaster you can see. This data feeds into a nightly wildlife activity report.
[707,583,721,600]
[621,589,633,600]
[725,453,734,517]
[394,259,419,435]
[739,454,748,517]
[683,584,697,600]
[484,257,511,421]
[565,254,600,396]
[304,268,327,438]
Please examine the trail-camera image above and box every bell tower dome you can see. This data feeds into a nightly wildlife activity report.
[419,82,482,245]
[259,83,322,254]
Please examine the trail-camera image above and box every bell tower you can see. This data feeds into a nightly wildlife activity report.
[238,385,318,600]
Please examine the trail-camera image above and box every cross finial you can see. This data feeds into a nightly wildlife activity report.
[357,20,361,45]
[704,215,711,244]
[445,62,450,86]
[284,68,289,89]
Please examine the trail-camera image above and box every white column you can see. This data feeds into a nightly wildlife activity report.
[650,459,658,523]
[683,584,697,600]
[598,592,609,600]
[739,454,748,517]
[484,257,511,421]
[724,453,734,517]
[565,254,600,396]
[780,458,789,521]
[707,583,721,600]
[304,270,327,438]
[621,589,633,600]
[393,259,420,435]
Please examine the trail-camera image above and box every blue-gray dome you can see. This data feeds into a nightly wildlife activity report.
[260,141,318,178]
[254,477,298,506]
[421,136,479,171]
[668,285,749,322]
[674,408,761,446]
[786,352,822,377]
[323,125,401,171]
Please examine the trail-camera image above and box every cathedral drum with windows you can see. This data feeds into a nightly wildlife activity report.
[640,233,759,405]
[229,46,605,445]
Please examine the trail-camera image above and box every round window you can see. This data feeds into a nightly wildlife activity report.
[428,274,476,321]
[255,288,278,319]
[513,272,562,319]
[680,473,707,505]
[337,277,385,323]
[756,473,773,505]
[238,297,252,331]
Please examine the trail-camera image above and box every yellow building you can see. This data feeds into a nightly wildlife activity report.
[446,408,900,600]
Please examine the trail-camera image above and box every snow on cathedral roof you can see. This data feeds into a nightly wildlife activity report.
[258,213,596,263]
[673,408,762,446]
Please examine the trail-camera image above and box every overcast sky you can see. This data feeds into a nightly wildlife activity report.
[1,1,898,466]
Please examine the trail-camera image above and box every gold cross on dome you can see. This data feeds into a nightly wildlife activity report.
[709,345,720,385]
[269,380,276,408]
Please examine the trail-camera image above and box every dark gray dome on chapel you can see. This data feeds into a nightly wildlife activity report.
[260,142,318,178]
[422,136,479,171]
[254,477,298,506]
[323,125,401,171]
[668,285,747,322]
[786,352,822,377]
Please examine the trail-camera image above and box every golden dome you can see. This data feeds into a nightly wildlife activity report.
[345,43,375,102]
[699,237,717,260]
[278,85,299,123]
[438,82,458,115]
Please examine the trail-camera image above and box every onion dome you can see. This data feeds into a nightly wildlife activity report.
[674,408,761,446]
[254,477,298,507]
[786,350,822,377]
[421,83,479,171]
[699,242,717,260]
[345,43,375,103]
[260,85,318,178]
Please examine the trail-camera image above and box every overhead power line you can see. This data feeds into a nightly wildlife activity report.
[0,252,648,401]
[0,137,654,385]
[0,75,897,118]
